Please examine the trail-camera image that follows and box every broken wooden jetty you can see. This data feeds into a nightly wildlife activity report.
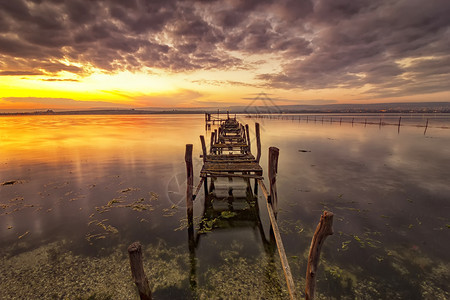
[128,114,334,300]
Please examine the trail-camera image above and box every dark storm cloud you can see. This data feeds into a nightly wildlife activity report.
[0,0,449,98]
[258,0,450,97]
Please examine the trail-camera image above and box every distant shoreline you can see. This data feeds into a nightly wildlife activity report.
[1,102,449,116]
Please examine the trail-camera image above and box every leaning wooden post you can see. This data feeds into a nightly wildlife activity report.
[128,242,152,300]
[255,123,261,163]
[245,124,251,153]
[305,211,334,300]
[185,144,194,217]
[424,119,429,135]
[210,131,215,154]
[200,135,207,163]
[268,147,279,215]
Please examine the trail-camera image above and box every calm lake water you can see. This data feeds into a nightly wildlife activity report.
[0,113,449,299]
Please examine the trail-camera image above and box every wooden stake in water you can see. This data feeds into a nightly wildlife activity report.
[200,135,207,161]
[268,147,279,215]
[185,144,194,214]
[128,242,152,300]
[245,124,251,153]
[210,131,215,153]
[255,123,261,163]
[305,211,334,300]
[424,118,429,135]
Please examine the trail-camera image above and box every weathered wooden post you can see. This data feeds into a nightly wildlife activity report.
[424,118,429,135]
[255,123,261,163]
[305,211,334,300]
[268,147,279,216]
[245,124,251,153]
[214,129,218,144]
[210,131,215,153]
[185,144,194,217]
[128,242,152,300]
[397,117,402,134]
[200,135,207,163]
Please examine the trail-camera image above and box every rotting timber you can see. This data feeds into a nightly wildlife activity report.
[128,114,334,300]
[191,114,300,299]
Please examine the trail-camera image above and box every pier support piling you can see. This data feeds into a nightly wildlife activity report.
[255,123,261,163]
[185,144,194,217]
[268,147,279,216]
[245,124,251,153]
[200,135,207,162]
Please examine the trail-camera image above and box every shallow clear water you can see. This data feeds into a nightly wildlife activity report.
[0,113,449,299]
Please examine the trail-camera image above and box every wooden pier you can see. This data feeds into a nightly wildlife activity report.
[200,117,263,180]
[128,115,334,300]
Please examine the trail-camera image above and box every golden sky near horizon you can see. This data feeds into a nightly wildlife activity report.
[1,0,449,110]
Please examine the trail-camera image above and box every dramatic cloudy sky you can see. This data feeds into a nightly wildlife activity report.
[0,0,449,110]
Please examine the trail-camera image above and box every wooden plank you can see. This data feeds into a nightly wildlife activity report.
[192,177,204,200]
[257,179,269,200]
[201,172,263,179]
[212,143,248,148]
[257,179,297,300]
[202,162,263,172]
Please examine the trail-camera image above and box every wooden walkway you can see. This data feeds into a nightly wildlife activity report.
[199,117,263,179]
[195,116,298,299]
[126,116,334,300]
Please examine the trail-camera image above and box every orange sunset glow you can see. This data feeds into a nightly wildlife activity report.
[1,0,449,111]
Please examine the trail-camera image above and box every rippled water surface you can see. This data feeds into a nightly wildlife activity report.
[1,114,449,299]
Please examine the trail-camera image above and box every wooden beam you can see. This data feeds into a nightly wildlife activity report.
[257,179,297,300]
[202,173,263,179]
[192,177,205,200]
[128,242,152,300]
[305,211,334,300]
